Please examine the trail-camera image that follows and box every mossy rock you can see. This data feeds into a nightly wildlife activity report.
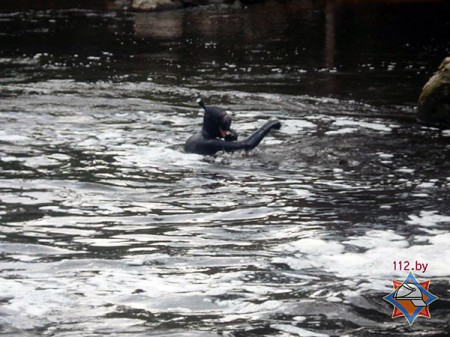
[417,57,450,128]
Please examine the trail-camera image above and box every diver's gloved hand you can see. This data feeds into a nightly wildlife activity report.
[264,120,281,130]
[224,128,239,141]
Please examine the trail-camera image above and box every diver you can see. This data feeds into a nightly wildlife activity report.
[184,98,281,156]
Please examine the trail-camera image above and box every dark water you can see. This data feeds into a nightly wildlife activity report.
[1,1,450,336]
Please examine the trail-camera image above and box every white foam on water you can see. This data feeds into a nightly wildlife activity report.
[407,210,450,227]
[275,238,344,255]
[0,276,72,328]
[325,127,358,135]
[279,119,317,134]
[47,153,71,161]
[0,243,81,257]
[271,324,329,337]
[113,233,251,247]
[0,132,30,142]
[74,237,134,247]
[220,299,285,318]
[113,144,205,170]
[396,167,415,174]
[271,221,450,293]
[377,152,394,159]
[332,117,393,132]
[416,181,437,189]
[1,258,233,330]
[0,191,59,205]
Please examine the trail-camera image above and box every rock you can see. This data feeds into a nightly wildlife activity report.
[113,0,132,10]
[417,57,450,128]
[131,0,183,11]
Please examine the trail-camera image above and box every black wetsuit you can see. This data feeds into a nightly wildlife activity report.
[184,100,281,156]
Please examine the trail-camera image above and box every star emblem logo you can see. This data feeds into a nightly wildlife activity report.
[384,272,439,325]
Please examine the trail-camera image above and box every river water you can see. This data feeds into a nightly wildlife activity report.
[1,1,450,336]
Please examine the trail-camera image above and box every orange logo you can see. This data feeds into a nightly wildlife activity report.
[384,272,438,325]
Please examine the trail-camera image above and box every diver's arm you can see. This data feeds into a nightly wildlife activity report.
[238,120,281,150]
[210,120,281,153]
